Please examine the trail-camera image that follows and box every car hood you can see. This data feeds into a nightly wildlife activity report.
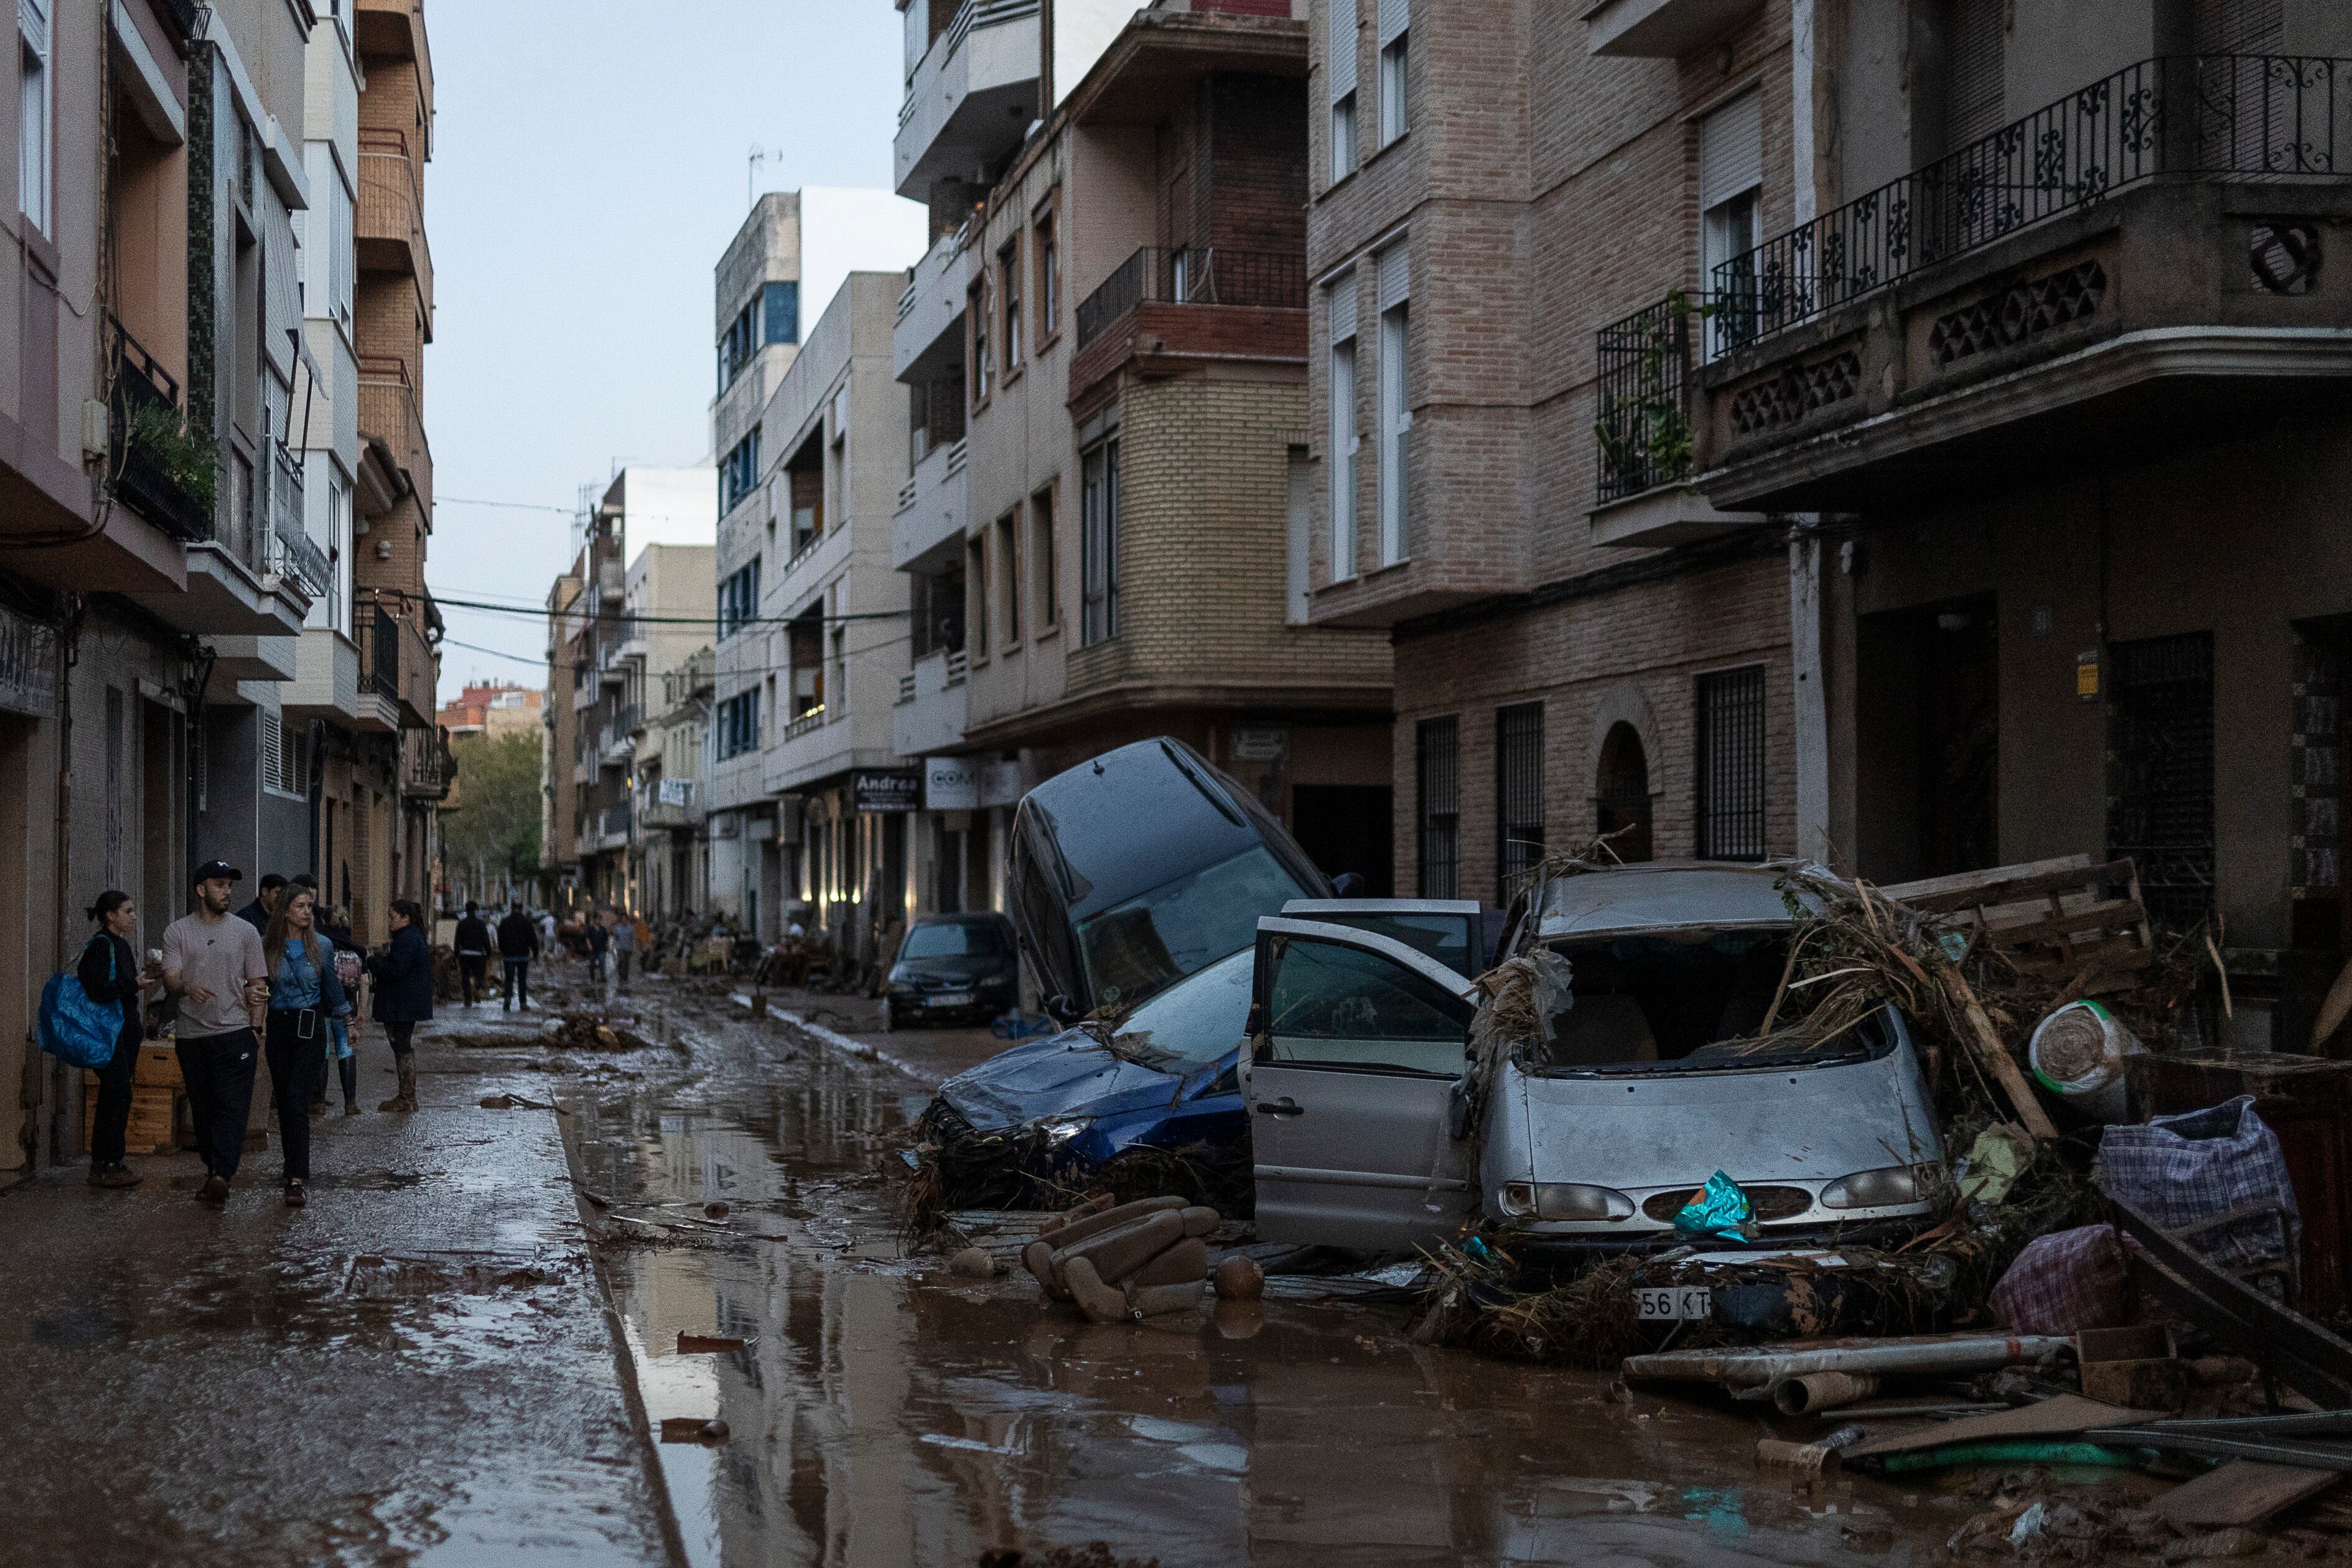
[939,1029,1186,1133]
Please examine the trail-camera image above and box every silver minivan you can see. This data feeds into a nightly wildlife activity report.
[1243,863,1944,1256]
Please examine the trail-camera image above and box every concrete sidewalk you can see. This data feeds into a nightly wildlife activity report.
[0,1021,673,1567]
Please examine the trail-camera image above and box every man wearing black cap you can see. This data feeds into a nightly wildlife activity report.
[236,873,287,936]
[164,861,271,1205]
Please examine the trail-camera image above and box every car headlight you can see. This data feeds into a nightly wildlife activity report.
[1499,1182,1635,1222]
[1821,1165,1928,1210]
[1039,1117,1093,1148]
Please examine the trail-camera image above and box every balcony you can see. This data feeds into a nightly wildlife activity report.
[107,315,210,544]
[1070,245,1309,401]
[894,0,1041,202]
[357,128,434,319]
[361,602,437,730]
[893,436,968,571]
[642,780,699,832]
[893,648,969,759]
[282,628,361,722]
[1694,54,2352,513]
[1587,294,1765,547]
[594,802,634,853]
[401,725,452,800]
[1582,0,1763,59]
[264,444,332,597]
[894,225,976,382]
[357,355,431,518]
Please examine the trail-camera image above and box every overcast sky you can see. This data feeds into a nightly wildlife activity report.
[422,0,903,688]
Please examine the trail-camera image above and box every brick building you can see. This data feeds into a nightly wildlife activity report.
[892,0,1396,913]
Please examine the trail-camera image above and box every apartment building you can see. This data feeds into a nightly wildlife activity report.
[891,0,1396,915]
[561,467,716,911]
[543,567,586,907]
[640,646,713,923]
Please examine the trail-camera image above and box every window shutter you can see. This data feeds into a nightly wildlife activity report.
[1377,242,1409,310]
[2193,0,2282,53]
[1378,0,1407,47]
[1329,269,1357,341]
[1944,0,2005,150]
[1329,0,1356,101]
[1699,91,1763,212]
[261,713,284,792]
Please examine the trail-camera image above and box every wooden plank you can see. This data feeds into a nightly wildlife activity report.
[1881,855,2104,912]
[1977,898,2149,950]
[1842,1394,2159,1460]
[2114,1195,2352,1407]
[1933,954,2060,1140]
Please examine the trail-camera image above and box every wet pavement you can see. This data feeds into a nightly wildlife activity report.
[0,961,1991,1566]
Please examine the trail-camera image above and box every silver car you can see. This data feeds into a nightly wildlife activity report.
[1243,863,1944,1256]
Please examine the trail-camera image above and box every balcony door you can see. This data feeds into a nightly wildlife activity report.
[1698,91,1761,360]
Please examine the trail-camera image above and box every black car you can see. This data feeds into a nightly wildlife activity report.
[885,913,1020,1028]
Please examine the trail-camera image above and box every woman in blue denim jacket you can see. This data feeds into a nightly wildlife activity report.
[260,887,352,1208]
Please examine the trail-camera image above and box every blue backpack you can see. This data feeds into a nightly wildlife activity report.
[39,943,125,1070]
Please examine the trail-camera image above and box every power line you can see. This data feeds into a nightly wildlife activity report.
[440,635,547,666]
[437,495,580,515]
[432,590,910,628]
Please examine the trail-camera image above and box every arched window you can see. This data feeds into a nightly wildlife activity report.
[1595,722,1653,862]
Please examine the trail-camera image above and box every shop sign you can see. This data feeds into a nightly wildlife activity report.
[980,759,1024,808]
[657,778,694,807]
[0,604,58,719]
[1230,725,1289,763]
[854,768,923,813]
[925,756,979,811]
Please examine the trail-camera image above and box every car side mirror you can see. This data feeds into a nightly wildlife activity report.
[1044,993,1078,1025]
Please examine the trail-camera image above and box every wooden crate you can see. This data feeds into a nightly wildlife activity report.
[82,1075,184,1157]
[131,1044,182,1089]
[1882,853,2155,994]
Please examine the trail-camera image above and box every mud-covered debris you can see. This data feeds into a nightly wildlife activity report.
[676,1333,746,1355]
[978,1545,1163,1568]
[1211,1256,1264,1300]
[704,1202,730,1220]
[659,1417,731,1444]
[949,1247,999,1279]
[544,1011,652,1052]
[2160,1529,2266,1562]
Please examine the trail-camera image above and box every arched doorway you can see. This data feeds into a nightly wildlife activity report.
[1595,722,1654,862]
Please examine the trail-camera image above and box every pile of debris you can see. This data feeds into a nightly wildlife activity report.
[902,1100,1248,1239]
[544,1010,653,1052]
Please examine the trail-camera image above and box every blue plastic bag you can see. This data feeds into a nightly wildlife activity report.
[38,948,124,1070]
[1672,1170,1753,1240]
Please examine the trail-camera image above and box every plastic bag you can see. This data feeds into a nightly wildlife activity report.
[38,948,123,1071]
[1673,1170,1753,1240]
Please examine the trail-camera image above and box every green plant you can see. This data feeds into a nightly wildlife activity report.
[124,401,218,514]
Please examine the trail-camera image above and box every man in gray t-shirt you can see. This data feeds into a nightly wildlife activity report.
[164,861,271,1203]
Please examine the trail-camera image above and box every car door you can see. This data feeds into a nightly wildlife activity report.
[1246,918,1480,1253]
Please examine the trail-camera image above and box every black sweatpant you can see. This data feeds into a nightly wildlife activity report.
[459,955,487,1004]
[502,958,530,1010]
[88,1026,141,1166]
[176,1029,260,1179]
[263,1011,327,1183]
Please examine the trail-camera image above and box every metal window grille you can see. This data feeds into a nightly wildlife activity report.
[1417,716,1459,898]
[1696,666,1766,860]
[1495,702,1544,899]
[2107,632,2216,931]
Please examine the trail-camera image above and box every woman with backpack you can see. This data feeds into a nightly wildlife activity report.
[366,899,433,1113]
[320,904,365,1116]
[260,887,352,1208]
[78,891,164,1189]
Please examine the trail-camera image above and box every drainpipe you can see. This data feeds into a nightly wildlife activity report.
[1788,523,1830,867]
[184,645,216,898]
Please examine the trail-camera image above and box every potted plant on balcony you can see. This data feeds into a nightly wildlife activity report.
[119,401,218,538]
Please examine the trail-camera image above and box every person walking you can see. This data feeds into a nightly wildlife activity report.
[321,905,365,1116]
[79,891,165,1188]
[497,900,540,1010]
[260,887,352,1208]
[236,872,287,936]
[164,862,271,1205]
[612,908,636,990]
[453,901,492,1007]
[585,910,609,982]
[537,907,557,959]
[366,899,433,1113]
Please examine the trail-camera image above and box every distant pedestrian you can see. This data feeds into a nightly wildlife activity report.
[320,906,364,1116]
[365,899,432,1113]
[164,861,271,1205]
[261,887,352,1208]
[612,909,636,989]
[454,900,492,1006]
[78,890,165,1189]
[236,873,288,936]
[497,900,540,1010]
[586,911,610,982]
[537,907,557,957]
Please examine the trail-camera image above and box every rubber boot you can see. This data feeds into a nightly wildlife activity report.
[338,1056,361,1116]
[378,1057,417,1113]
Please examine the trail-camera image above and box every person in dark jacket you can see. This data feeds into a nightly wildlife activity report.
[496,901,541,1011]
[453,901,492,1007]
[584,910,609,982]
[365,899,434,1112]
[236,873,287,936]
[78,891,164,1188]
[259,887,351,1208]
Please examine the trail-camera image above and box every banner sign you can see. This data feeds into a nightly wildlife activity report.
[924,756,979,811]
[853,768,922,813]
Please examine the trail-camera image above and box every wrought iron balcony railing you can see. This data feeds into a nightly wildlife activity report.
[1713,54,2352,353]
[1594,293,1702,505]
[365,605,400,701]
[106,314,214,543]
[1074,246,1309,350]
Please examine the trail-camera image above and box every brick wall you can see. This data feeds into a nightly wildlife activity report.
[1207,72,1309,258]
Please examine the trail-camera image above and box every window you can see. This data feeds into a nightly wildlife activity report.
[1328,272,1358,581]
[1416,716,1458,898]
[1032,486,1058,629]
[1376,245,1411,566]
[1696,665,1766,860]
[997,511,1021,646]
[717,691,761,760]
[717,283,800,393]
[1034,199,1060,340]
[262,715,309,801]
[1081,437,1118,645]
[330,178,354,328]
[18,0,49,234]
[1328,0,1358,184]
[1495,702,1544,899]
[764,281,800,347]
[717,561,762,639]
[1377,0,1409,147]
[1699,90,1762,358]
[968,534,989,655]
[969,276,992,406]
[1261,937,1470,1075]
[720,429,761,514]
[1286,447,1310,625]
[328,470,351,635]
[1000,238,1022,373]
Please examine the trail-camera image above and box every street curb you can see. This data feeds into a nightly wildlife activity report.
[726,993,943,1088]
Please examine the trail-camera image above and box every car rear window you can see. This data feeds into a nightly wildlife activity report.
[1077,846,1317,1010]
[900,921,1009,960]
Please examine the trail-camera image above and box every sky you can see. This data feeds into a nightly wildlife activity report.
[422,0,908,689]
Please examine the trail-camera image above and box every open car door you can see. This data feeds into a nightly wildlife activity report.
[1246,918,1479,1253]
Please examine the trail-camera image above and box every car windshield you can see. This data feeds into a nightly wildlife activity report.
[900,921,1007,960]
[1076,845,1315,1010]
[1106,948,1254,1068]
[1523,929,1894,1076]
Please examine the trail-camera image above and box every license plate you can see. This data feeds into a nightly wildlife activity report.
[926,992,974,1007]
[1635,1286,1712,1322]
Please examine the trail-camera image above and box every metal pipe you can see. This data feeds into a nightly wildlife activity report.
[1624,1333,2072,1392]
[1772,1371,1880,1414]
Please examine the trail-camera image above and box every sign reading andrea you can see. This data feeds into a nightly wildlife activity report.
[0,604,59,719]
[852,768,923,813]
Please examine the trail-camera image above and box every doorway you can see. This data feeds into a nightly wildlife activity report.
[2107,630,2215,933]
[1856,594,1999,883]
[1291,784,1395,897]
[1594,722,1654,862]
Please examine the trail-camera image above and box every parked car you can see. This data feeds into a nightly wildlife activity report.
[1007,737,1332,1023]
[1244,862,1945,1257]
[884,913,1020,1028]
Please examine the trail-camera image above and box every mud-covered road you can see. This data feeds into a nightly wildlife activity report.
[0,960,2071,1566]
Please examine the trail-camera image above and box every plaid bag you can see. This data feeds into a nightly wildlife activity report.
[1991,1224,2130,1335]
[2098,1095,2300,1291]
